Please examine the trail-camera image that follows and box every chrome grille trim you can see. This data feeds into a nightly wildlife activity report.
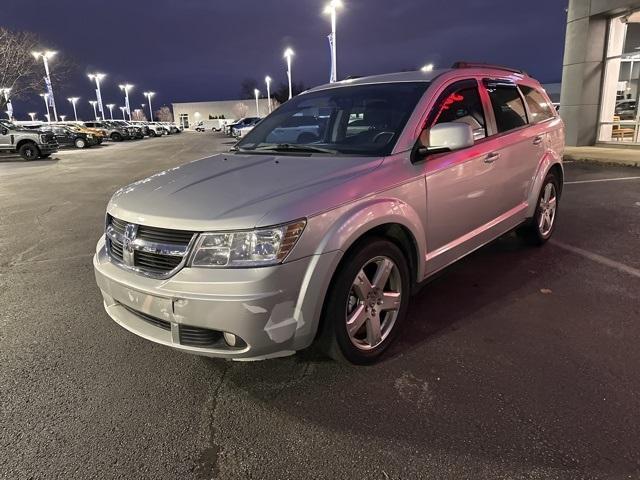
[105,215,198,279]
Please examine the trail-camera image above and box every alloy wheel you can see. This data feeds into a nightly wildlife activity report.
[538,183,557,236]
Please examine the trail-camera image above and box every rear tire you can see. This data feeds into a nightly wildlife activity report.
[18,142,39,161]
[518,171,560,246]
[74,138,86,149]
[318,238,411,365]
[110,132,123,142]
[149,130,156,137]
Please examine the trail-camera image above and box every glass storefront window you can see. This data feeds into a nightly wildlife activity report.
[598,13,640,144]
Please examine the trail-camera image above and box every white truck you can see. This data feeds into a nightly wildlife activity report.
[194,119,235,132]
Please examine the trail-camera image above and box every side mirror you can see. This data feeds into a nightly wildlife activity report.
[0,127,8,135]
[413,122,474,161]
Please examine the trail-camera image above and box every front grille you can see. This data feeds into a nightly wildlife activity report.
[179,325,223,347]
[106,216,196,277]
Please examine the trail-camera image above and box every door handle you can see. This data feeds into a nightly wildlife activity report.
[484,152,500,163]
[533,136,543,146]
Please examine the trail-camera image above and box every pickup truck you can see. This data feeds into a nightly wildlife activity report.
[0,119,59,160]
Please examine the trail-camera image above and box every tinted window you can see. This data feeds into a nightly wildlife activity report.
[520,86,555,123]
[433,83,487,140]
[484,82,528,133]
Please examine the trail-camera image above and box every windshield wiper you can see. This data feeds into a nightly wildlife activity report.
[246,143,338,155]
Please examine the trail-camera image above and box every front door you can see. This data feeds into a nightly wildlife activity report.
[422,79,505,274]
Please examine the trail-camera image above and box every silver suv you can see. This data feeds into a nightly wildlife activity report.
[94,63,565,364]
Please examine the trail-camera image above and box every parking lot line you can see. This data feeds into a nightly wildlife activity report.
[565,176,640,185]
[550,240,640,279]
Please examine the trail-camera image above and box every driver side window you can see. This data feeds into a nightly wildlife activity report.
[432,82,487,140]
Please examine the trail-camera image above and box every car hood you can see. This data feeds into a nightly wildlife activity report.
[107,153,383,231]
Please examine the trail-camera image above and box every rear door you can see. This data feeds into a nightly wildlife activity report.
[478,79,540,215]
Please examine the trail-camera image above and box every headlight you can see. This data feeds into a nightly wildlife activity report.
[190,220,306,268]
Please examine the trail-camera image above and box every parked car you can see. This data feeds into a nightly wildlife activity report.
[62,123,105,144]
[83,121,132,142]
[94,63,565,364]
[108,120,144,139]
[233,118,262,139]
[42,125,98,149]
[0,119,58,160]
[226,117,260,136]
[615,100,637,120]
[195,119,235,132]
[159,122,182,134]
[137,122,167,137]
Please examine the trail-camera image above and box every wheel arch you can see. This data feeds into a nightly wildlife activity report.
[526,152,564,218]
[16,139,38,151]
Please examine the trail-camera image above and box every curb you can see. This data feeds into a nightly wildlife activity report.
[563,154,640,168]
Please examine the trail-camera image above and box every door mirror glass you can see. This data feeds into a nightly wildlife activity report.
[424,122,474,152]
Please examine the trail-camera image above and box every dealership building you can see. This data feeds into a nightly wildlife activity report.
[172,99,275,129]
[562,0,640,146]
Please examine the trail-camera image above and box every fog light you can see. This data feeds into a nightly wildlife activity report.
[223,332,238,347]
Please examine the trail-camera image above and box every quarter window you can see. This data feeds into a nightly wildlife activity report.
[484,82,528,133]
[432,83,487,140]
[520,86,555,123]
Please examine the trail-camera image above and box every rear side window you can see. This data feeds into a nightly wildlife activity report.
[520,86,556,123]
[484,81,528,133]
[432,81,487,140]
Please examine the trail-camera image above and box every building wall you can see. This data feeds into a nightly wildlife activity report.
[561,0,640,145]
[172,99,275,128]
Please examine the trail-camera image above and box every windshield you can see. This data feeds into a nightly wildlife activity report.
[236,82,428,156]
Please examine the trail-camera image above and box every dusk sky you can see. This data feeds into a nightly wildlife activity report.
[6,0,569,120]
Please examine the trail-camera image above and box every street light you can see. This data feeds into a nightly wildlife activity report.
[39,93,51,122]
[324,0,343,83]
[67,97,80,121]
[119,106,127,120]
[28,113,36,121]
[106,103,115,120]
[265,76,272,113]
[284,48,295,100]
[143,92,155,121]
[32,51,59,121]
[60,115,66,121]
[254,89,260,116]
[89,100,98,120]
[118,84,133,120]
[421,63,434,72]
[88,73,106,120]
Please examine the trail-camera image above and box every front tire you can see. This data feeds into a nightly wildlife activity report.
[318,238,411,364]
[75,138,86,149]
[18,142,39,161]
[518,171,560,246]
[110,132,123,142]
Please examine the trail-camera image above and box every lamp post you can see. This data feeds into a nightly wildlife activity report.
[284,48,294,100]
[39,93,51,122]
[265,76,272,113]
[119,106,127,120]
[119,84,133,120]
[324,0,343,83]
[254,89,260,116]
[89,100,98,120]
[143,92,155,121]
[32,51,59,121]
[28,113,36,121]
[106,104,115,120]
[421,63,434,72]
[60,115,66,121]
[88,73,106,120]
[67,97,80,121]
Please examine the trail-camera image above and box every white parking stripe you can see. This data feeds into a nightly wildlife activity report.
[550,240,640,279]
[565,176,640,185]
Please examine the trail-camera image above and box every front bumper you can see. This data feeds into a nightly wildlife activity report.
[40,143,59,154]
[93,236,340,360]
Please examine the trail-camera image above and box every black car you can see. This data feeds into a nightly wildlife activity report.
[44,125,99,149]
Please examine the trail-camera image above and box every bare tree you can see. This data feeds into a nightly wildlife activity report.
[0,27,74,111]
[131,109,147,121]
[240,78,259,100]
[155,106,173,122]
[232,102,249,119]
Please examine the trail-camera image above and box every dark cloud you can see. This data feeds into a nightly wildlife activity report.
[4,0,568,120]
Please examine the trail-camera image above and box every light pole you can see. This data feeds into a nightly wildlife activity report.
[324,0,343,83]
[60,115,66,121]
[39,93,51,122]
[119,106,127,120]
[421,63,434,72]
[106,104,115,120]
[254,89,260,116]
[265,76,272,113]
[88,73,106,120]
[67,97,79,121]
[29,113,36,121]
[32,51,59,121]
[89,100,98,120]
[284,48,294,100]
[143,92,155,121]
[119,84,133,120]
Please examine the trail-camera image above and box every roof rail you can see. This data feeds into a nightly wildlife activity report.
[451,62,527,76]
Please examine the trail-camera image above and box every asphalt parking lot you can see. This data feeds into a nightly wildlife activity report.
[1,133,639,480]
